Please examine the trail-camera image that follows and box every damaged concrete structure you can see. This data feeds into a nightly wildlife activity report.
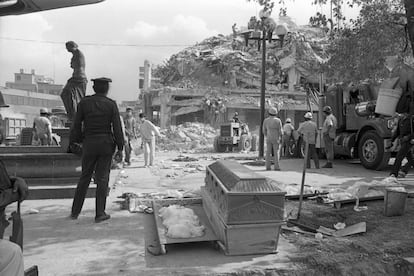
[142,17,327,131]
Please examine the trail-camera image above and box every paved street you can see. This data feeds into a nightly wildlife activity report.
[4,150,409,276]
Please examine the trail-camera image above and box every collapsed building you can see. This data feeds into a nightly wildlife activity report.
[141,17,329,132]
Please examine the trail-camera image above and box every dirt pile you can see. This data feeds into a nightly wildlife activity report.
[158,122,218,152]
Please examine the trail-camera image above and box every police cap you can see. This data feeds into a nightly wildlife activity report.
[91,77,112,84]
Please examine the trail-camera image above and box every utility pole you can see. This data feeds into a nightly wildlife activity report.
[259,28,267,158]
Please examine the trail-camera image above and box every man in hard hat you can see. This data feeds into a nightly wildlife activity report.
[298,112,319,169]
[282,118,295,157]
[232,112,240,123]
[33,108,53,146]
[262,107,283,170]
[123,107,137,166]
[69,77,124,223]
[322,106,337,168]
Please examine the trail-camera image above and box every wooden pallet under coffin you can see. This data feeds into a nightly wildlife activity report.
[202,187,284,256]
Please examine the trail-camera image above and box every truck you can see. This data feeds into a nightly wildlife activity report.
[322,81,398,170]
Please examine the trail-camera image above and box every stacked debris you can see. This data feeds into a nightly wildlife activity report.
[157,122,218,152]
[154,17,329,90]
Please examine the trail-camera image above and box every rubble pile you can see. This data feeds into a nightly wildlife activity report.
[158,122,218,151]
[154,17,329,90]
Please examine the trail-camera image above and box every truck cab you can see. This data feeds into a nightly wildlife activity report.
[325,82,396,170]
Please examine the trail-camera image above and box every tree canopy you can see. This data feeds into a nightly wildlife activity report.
[249,0,412,83]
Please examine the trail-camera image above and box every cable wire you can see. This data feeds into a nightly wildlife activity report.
[0,36,191,47]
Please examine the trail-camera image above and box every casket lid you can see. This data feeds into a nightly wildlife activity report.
[207,160,283,193]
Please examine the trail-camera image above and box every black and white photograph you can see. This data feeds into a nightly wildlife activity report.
[0,0,413,275]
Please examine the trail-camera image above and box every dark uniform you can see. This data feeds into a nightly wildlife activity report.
[70,78,124,220]
[390,113,414,177]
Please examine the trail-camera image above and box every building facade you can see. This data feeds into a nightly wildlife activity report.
[0,86,64,140]
[5,69,63,95]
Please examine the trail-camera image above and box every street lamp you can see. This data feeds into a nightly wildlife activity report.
[242,11,287,158]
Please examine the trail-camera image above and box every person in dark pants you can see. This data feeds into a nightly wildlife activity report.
[69,77,124,223]
[123,107,137,166]
[322,106,337,168]
[297,112,319,169]
[390,112,414,177]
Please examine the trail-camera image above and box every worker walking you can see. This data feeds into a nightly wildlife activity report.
[322,106,337,168]
[282,118,295,157]
[139,113,161,167]
[263,107,283,171]
[69,77,124,223]
[298,112,319,169]
[33,108,53,146]
[123,107,137,166]
[390,112,414,177]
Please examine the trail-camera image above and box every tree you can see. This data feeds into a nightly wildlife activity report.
[249,0,414,83]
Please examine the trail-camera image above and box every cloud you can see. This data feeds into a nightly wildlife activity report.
[0,13,52,38]
[126,15,219,44]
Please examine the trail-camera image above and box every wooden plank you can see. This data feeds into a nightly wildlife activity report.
[152,202,217,246]
[330,196,384,209]
[333,222,366,237]
[286,192,328,200]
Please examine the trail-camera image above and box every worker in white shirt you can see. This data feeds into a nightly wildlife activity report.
[138,113,161,167]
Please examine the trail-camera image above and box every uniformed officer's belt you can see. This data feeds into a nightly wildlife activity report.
[86,134,114,138]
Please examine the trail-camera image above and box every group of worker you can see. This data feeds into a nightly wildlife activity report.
[262,105,337,171]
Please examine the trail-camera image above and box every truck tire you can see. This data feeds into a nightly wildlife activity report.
[238,134,252,151]
[251,135,258,151]
[295,137,305,158]
[213,136,226,153]
[358,130,390,170]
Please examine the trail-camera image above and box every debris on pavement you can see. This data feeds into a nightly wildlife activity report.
[333,222,366,237]
[321,176,404,204]
[172,156,199,162]
[334,222,346,230]
[156,123,218,152]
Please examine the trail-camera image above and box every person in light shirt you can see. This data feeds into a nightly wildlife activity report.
[321,106,337,168]
[138,113,161,167]
[262,107,283,171]
[282,118,294,157]
[33,108,53,146]
[297,112,319,169]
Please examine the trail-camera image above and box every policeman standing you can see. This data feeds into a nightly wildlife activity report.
[69,77,124,223]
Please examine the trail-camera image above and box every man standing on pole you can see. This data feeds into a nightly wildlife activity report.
[69,77,124,223]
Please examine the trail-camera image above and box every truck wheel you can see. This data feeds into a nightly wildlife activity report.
[358,130,390,170]
[295,137,305,158]
[251,135,258,151]
[238,134,252,151]
[213,136,226,153]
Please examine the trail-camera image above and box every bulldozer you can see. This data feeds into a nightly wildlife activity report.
[213,122,258,152]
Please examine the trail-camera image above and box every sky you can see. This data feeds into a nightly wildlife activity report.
[0,0,359,102]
